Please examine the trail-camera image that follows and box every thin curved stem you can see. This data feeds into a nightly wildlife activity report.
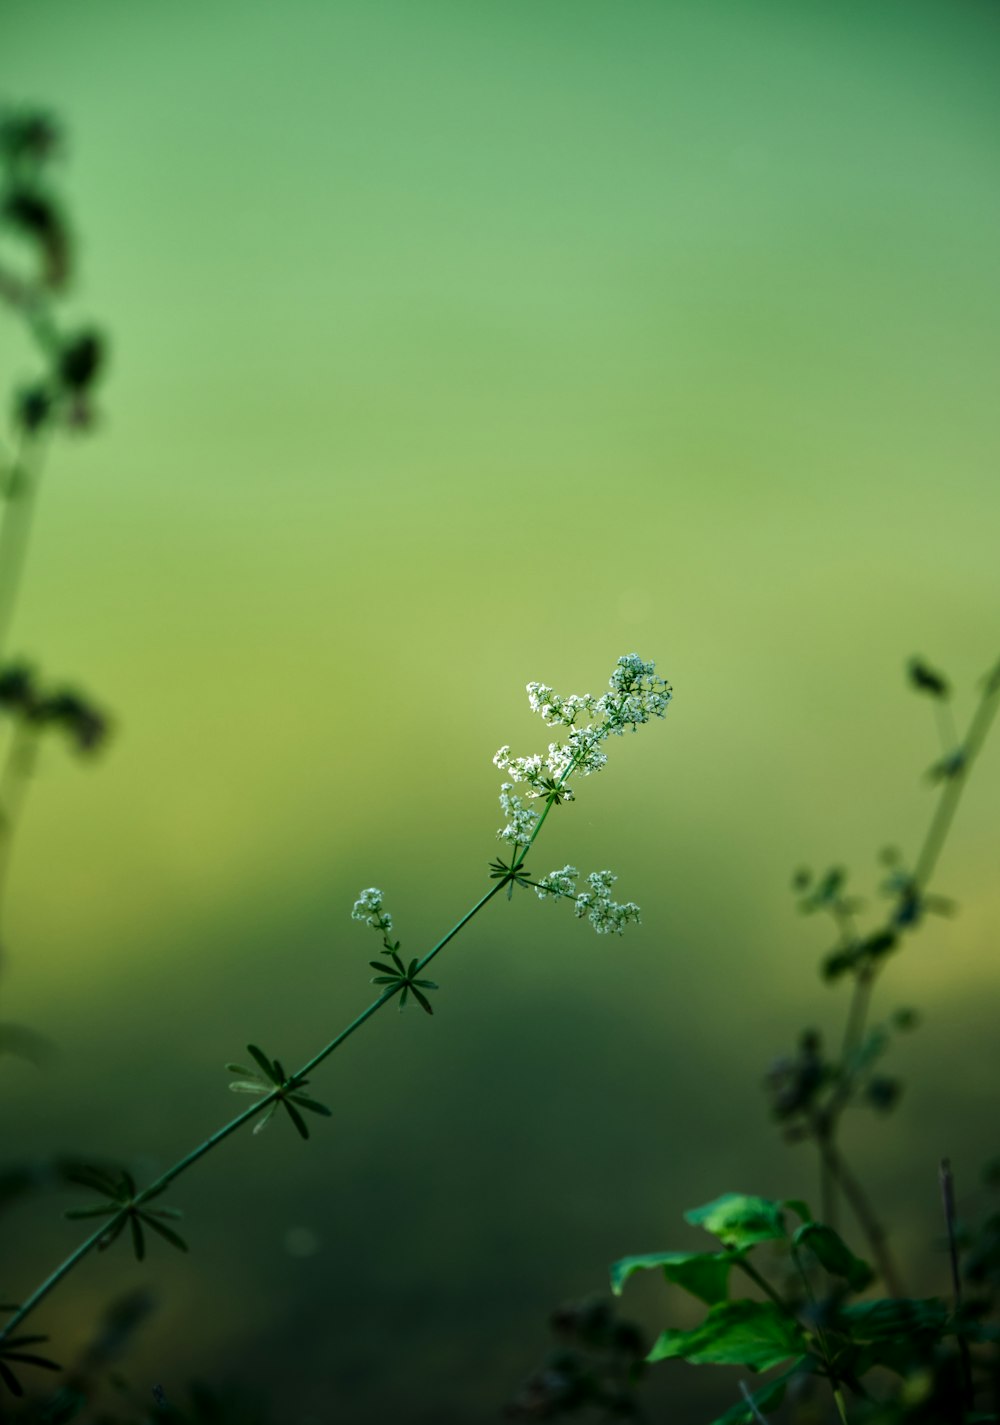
[0,436,46,664]
[1,680,659,1347]
[0,877,509,1343]
[819,1135,903,1297]
[0,736,604,1343]
[913,667,1000,892]
[815,661,1000,1253]
[0,724,40,914]
[734,1257,789,1313]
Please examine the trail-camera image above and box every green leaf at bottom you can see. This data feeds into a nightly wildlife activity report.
[648,1300,806,1372]
[611,1250,737,1306]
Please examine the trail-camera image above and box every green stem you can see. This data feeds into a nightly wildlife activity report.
[0,723,40,913]
[818,1135,903,1297]
[1,732,605,1343]
[933,700,959,759]
[734,1257,788,1313]
[913,668,1000,892]
[812,660,1000,1275]
[0,437,46,663]
[939,1158,974,1416]
[0,689,648,1345]
[0,878,509,1343]
[818,1137,837,1233]
[791,1244,850,1423]
[837,965,874,1073]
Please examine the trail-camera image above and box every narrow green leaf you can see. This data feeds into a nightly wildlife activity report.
[793,1223,873,1291]
[282,1099,310,1139]
[140,1214,189,1253]
[907,657,949,698]
[64,1205,117,1220]
[246,1044,276,1081]
[225,1062,257,1077]
[228,1080,269,1095]
[97,1218,126,1251]
[409,985,434,1015]
[685,1195,787,1250]
[370,975,399,985]
[859,931,897,963]
[4,1351,60,1370]
[128,1213,145,1261]
[611,1251,737,1306]
[0,1359,22,1395]
[120,1170,137,1200]
[251,1102,279,1135]
[648,1300,806,1372]
[413,978,438,990]
[370,961,398,976]
[822,949,855,982]
[289,1094,332,1117]
[63,1164,120,1198]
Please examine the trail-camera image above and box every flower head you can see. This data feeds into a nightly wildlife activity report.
[498,784,540,845]
[351,887,392,934]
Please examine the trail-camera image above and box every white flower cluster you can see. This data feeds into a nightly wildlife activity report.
[546,726,607,779]
[575,869,641,935]
[497,783,539,845]
[495,655,671,843]
[526,655,671,737]
[606,653,672,733]
[533,864,579,900]
[493,745,576,801]
[535,865,641,935]
[351,887,392,933]
[525,687,598,725]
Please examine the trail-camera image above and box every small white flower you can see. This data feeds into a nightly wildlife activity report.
[586,870,617,898]
[603,654,672,732]
[567,726,609,775]
[535,865,578,901]
[498,783,539,845]
[526,682,599,728]
[351,887,392,932]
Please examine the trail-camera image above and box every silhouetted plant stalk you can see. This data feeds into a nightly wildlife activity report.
[940,1156,975,1415]
[0,111,112,957]
[0,721,39,908]
[0,655,671,1392]
[0,108,112,975]
[772,653,1000,1299]
[0,433,46,664]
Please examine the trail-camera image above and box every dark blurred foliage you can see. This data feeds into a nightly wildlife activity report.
[0,107,108,435]
[505,1297,648,1421]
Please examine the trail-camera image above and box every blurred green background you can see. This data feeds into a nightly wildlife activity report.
[2,0,999,1419]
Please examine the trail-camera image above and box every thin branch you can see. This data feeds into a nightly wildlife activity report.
[819,1136,903,1297]
[939,1158,974,1415]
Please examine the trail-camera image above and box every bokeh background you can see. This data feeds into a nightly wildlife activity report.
[2,0,999,1419]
